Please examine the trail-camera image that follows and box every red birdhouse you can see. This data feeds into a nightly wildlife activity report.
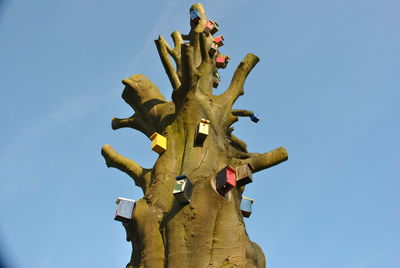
[216,166,237,195]
[216,56,229,69]
[204,20,219,34]
[213,35,224,47]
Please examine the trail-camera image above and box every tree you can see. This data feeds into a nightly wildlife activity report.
[101,3,288,268]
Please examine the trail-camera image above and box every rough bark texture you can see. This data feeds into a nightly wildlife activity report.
[102,3,288,267]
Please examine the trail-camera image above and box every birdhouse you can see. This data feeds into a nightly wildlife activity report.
[213,77,220,88]
[210,21,219,35]
[216,166,237,195]
[236,163,254,186]
[213,71,220,88]
[209,42,218,57]
[203,20,214,33]
[213,35,224,47]
[216,56,229,69]
[250,113,260,123]
[195,118,210,143]
[114,197,135,223]
[150,132,167,154]
[204,20,219,34]
[173,175,193,204]
[190,10,201,23]
[240,196,254,218]
[215,70,221,80]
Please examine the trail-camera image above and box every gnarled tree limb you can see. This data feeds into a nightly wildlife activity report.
[101,144,151,194]
[155,36,181,90]
[112,115,153,135]
[121,74,175,135]
[232,109,254,117]
[219,53,260,107]
[245,147,288,173]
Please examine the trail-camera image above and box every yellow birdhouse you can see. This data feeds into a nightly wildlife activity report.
[150,132,167,154]
[195,119,210,143]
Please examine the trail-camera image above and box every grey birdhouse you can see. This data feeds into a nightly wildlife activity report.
[173,175,193,204]
[114,197,135,223]
[236,163,254,186]
[240,196,254,218]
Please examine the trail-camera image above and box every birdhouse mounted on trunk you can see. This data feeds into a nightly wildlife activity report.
[114,197,135,223]
[173,175,193,204]
[203,20,219,34]
[250,113,260,123]
[213,35,224,47]
[195,118,210,143]
[216,55,230,69]
[150,132,167,154]
[240,196,254,218]
[190,9,201,23]
[236,163,254,186]
[213,71,221,88]
[209,42,218,57]
[216,166,237,195]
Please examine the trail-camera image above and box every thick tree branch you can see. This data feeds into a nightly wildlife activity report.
[170,31,184,79]
[111,115,153,135]
[246,147,288,173]
[219,53,260,107]
[101,144,151,194]
[229,133,248,153]
[232,109,254,117]
[121,74,175,135]
[155,36,181,90]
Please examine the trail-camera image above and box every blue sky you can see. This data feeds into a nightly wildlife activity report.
[0,0,399,267]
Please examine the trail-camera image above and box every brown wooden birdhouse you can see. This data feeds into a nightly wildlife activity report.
[150,132,167,154]
[216,166,237,195]
[236,163,254,186]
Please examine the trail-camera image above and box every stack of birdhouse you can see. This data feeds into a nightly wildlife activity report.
[173,175,193,204]
[114,197,135,223]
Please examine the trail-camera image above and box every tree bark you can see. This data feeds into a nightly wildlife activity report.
[102,3,288,267]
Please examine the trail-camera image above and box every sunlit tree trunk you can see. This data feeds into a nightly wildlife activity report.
[101,3,288,267]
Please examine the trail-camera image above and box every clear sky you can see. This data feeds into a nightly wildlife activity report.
[0,0,399,267]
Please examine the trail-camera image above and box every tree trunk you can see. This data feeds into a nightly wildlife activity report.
[101,3,288,267]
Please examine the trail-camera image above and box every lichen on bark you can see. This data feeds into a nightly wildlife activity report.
[101,3,288,267]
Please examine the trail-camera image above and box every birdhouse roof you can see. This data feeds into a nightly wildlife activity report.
[176,174,188,180]
[226,165,236,173]
[116,197,135,204]
[149,132,160,140]
[241,196,254,202]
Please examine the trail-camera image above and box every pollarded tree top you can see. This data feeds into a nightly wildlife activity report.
[101,3,288,268]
